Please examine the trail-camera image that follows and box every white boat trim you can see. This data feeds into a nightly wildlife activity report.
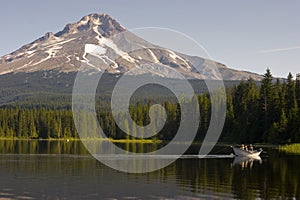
[231,146,262,157]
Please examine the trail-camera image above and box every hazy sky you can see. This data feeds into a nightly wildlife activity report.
[1,0,299,77]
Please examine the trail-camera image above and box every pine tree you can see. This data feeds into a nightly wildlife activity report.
[286,73,298,118]
[273,79,282,122]
[260,68,275,142]
[296,74,300,142]
[29,111,38,138]
[285,73,299,142]
[295,74,300,113]
[200,93,210,132]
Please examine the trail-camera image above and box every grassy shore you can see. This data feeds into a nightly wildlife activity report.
[279,143,300,154]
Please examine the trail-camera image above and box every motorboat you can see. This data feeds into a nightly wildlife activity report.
[231,145,262,157]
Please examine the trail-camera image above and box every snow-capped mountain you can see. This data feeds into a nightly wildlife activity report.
[0,13,262,80]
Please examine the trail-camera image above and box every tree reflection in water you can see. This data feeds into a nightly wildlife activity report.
[0,140,299,199]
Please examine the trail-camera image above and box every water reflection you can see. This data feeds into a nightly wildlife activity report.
[0,140,166,155]
[232,156,262,170]
[0,140,299,199]
[0,140,89,155]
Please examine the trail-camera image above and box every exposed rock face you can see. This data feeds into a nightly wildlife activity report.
[0,13,263,80]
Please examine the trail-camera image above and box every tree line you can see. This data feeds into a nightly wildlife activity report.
[0,69,299,144]
[222,69,300,143]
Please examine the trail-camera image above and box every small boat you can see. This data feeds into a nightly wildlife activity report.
[231,145,262,157]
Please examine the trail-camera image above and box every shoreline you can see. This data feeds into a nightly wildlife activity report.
[0,138,292,147]
[0,137,162,144]
[279,143,300,154]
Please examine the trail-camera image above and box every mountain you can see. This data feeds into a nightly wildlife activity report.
[0,13,262,80]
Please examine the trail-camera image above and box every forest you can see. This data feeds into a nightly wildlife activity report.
[0,69,299,144]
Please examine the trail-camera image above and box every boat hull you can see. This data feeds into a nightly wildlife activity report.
[232,146,262,157]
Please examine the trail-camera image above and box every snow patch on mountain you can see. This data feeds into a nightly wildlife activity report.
[168,50,191,69]
[83,43,119,70]
[85,44,106,56]
[147,49,159,63]
[90,21,136,64]
[0,13,263,80]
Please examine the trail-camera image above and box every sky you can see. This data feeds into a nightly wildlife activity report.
[0,0,299,78]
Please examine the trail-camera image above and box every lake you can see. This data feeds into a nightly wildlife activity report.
[0,140,299,199]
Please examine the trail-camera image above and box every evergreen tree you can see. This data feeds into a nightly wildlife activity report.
[0,69,299,144]
[286,73,298,118]
[260,68,275,142]
[285,73,299,142]
[296,74,300,107]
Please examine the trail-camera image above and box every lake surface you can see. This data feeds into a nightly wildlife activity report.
[0,140,299,199]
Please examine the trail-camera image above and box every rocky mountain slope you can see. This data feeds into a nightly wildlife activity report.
[0,13,262,80]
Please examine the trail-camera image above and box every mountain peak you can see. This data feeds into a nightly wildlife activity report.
[80,13,111,22]
[55,13,125,38]
[0,14,263,80]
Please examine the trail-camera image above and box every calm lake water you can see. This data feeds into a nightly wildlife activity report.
[0,140,299,199]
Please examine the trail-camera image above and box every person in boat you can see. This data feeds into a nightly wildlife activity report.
[241,144,245,150]
[249,144,253,151]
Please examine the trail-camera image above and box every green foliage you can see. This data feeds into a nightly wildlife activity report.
[0,69,299,144]
[0,108,78,139]
[222,69,300,144]
[279,143,300,154]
